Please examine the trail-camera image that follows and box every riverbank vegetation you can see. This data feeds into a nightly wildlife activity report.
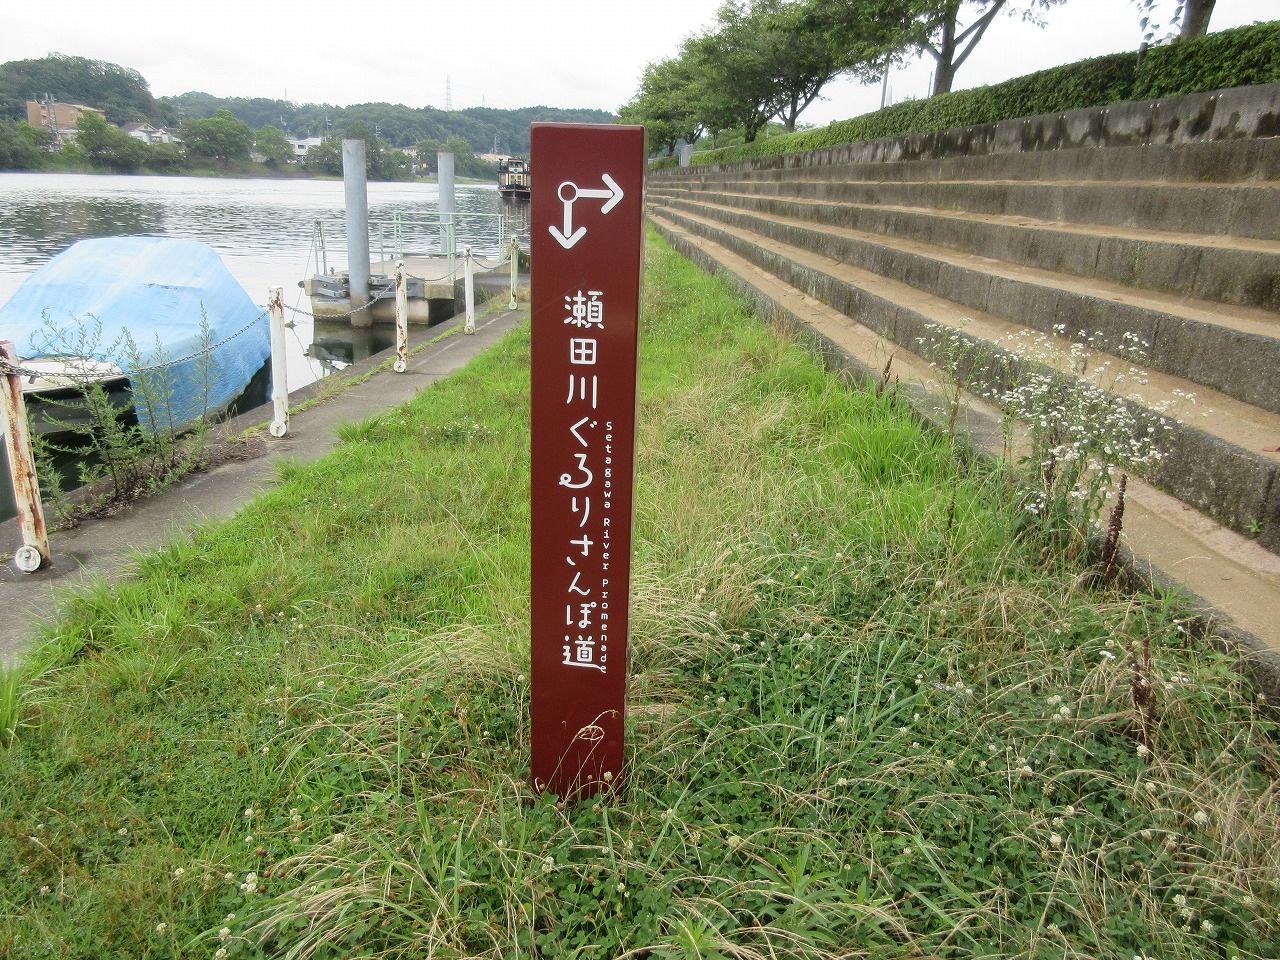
[2,231,1278,958]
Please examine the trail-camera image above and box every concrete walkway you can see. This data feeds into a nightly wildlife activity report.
[0,306,527,661]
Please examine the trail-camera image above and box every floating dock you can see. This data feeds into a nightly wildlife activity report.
[302,254,516,324]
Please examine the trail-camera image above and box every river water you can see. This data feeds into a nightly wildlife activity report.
[0,171,531,524]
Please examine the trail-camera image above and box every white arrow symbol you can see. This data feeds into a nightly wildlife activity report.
[549,174,625,249]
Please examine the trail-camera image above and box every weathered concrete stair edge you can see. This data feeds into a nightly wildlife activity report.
[649,185,1280,308]
[655,177,1280,243]
[651,212,1280,699]
[660,83,1280,178]
[651,201,1280,553]
[651,195,1280,417]
[674,138,1280,186]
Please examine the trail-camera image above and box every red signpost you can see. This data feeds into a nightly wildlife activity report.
[530,123,645,798]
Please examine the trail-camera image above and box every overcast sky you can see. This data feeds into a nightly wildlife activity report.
[1,1,1275,128]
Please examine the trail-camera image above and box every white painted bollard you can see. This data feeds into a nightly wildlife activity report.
[508,235,519,310]
[267,289,289,438]
[463,245,476,336]
[0,340,49,573]
[394,259,409,373]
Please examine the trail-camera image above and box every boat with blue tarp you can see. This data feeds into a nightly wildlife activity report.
[0,236,271,435]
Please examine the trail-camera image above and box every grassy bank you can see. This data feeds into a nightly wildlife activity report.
[1,231,1278,959]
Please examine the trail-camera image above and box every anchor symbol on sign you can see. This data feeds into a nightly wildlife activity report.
[549,174,625,249]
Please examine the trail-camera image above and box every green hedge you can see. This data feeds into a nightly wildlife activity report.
[1134,20,1280,98]
[674,20,1280,169]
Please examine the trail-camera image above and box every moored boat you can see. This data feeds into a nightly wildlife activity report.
[0,237,271,436]
[498,157,530,199]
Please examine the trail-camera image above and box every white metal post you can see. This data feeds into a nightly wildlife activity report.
[0,340,49,573]
[463,245,476,335]
[394,259,409,373]
[267,289,290,438]
[509,235,519,310]
[446,220,456,282]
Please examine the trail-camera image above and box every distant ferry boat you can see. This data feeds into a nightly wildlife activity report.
[498,157,530,199]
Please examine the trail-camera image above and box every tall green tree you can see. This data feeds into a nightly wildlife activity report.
[619,56,707,154]
[911,1,1066,96]
[253,125,292,166]
[0,119,45,169]
[75,111,148,172]
[179,108,253,164]
[674,0,919,144]
[683,6,787,143]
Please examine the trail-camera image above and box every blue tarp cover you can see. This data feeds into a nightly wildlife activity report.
[0,236,270,431]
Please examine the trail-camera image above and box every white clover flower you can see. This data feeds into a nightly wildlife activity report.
[39,885,50,895]
[1019,765,1034,778]
[243,807,254,820]
[1049,833,1063,848]
[219,927,231,941]
[1136,743,1150,758]
[1201,919,1214,934]
[172,867,185,879]
[117,827,128,836]
[154,922,167,935]
[215,949,229,960]
[1193,810,1209,827]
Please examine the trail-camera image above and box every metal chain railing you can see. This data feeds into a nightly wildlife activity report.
[0,310,271,382]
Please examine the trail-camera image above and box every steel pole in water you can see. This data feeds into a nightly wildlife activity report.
[437,151,456,219]
[268,289,290,438]
[509,235,519,310]
[342,139,372,328]
[463,245,476,335]
[0,340,49,573]
[394,259,409,373]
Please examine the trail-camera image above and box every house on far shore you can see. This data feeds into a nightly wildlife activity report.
[288,137,325,161]
[122,121,182,146]
[25,100,106,144]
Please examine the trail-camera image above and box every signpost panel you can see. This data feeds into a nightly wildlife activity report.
[530,123,645,798]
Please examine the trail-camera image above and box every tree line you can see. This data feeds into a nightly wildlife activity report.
[0,52,615,176]
[0,107,507,181]
[621,0,1219,154]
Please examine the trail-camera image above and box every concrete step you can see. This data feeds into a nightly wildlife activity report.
[649,207,1280,675]
[650,194,1280,416]
[680,137,1280,185]
[649,200,1280,554]
[656,176,1280,242]
[650,184,1280,310]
